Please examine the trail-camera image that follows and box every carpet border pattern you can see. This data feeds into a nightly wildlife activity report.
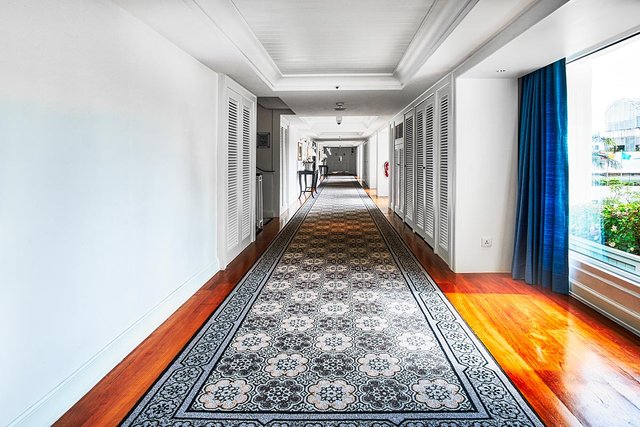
[120,178,543,427]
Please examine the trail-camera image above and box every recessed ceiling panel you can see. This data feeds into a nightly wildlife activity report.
[231,0,436,75]
[296,116,381,139]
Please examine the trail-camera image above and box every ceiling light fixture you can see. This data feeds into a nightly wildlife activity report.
[335,102,345,126]
[496,69,507,73]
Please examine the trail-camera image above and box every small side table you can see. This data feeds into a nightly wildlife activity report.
[298,169,319,198]
[319,164,328,178]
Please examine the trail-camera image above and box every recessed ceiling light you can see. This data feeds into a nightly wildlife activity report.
[496,69,507,73]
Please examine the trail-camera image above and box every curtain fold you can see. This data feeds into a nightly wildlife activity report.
[512,59,569,294]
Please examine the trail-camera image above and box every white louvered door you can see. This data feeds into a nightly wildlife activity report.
[241,105,252,242]
[226,89,255,262]
[279,124,287,213]
[391,146,400,212]
[390,81,452,265]
[398,146,404,217]
[424,97,436,248]
[403,112,415,228]
[436,86,451,263]
[414,103,426,238]
[392,120,403,217]
[394,144,404,218]
[226,97,240,252]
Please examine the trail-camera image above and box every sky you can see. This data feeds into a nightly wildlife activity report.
[590,35,640,133]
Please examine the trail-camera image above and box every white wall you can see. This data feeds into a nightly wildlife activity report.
[367,135,378,189]
[361,127,390,196]
[0,1,221,424]
[357,145,363,179]
[278,119,314,215]
[361,141,369,184]
[454,78,518,272]
[256,106,294,218]
[376,126,391,197]
[566,59,593,206]
[285,123,303,208]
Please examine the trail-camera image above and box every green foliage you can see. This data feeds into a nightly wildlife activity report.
[591,152,621,170]
[604,137,617,152]
[593,177,640,187]
[592,134,617,152]
[571,186,640,255]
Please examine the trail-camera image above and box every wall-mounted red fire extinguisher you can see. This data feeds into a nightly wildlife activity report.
[384,161,389,177]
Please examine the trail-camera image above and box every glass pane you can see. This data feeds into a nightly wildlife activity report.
[568,35,640,279]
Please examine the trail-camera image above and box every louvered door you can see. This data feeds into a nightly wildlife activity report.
[424,98,436,248]
[393,147,399,212]
[392,121,404,218]
[226,97,240,251]
[403,112,415,227]
[241,105,252,241]
[279,124,287,213]
[394,145,404,217]
[436,88,451,263]
[414,103,426,238]
[226,89,255,262]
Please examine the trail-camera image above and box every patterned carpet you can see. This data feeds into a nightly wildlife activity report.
[122,177,542,427]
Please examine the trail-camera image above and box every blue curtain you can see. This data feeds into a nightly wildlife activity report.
[512,59,569,294]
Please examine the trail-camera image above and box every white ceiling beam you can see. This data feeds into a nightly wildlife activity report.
[189,0,282,88]
[273,74,402,92]
[191,0,480,92]
[394,0,478,83]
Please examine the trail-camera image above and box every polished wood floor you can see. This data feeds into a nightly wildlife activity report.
[56,185,640,427]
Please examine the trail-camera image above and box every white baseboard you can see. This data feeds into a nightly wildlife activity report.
[9,261,220,427]
[570,288,640,337]
[570,280,640,337]
[569,255,640,337]
[279,203,288,217]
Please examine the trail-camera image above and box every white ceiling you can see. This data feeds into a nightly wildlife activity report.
[462,0,640,79]
[112,0,594,139]
[231,0,435,75]
[294,116,381,141]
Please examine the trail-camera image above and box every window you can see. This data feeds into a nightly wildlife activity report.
[568,34,640,280]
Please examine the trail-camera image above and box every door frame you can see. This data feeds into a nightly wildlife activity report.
[217,74,257,268]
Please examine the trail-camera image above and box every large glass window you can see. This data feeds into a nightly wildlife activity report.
[568,34,640,280]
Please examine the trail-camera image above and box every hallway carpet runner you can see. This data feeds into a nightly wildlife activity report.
[122,177,542,427]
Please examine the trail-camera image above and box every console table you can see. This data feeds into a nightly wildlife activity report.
[298,169,319,198]
[319,164,328,177]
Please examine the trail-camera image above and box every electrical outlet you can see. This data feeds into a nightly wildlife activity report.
[481,237,492,248]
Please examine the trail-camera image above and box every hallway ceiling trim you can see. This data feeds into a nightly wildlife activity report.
[461,0,640,79]
[112,0,555,129]
[232,0,437,76]
[191,0,478,91]
[295,116,381,140]
[316,140,366,147]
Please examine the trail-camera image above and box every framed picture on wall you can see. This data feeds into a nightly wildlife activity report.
[257,132,270,149]
[297,141,303,160]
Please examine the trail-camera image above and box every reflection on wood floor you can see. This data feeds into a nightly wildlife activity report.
[56,185,640,427]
